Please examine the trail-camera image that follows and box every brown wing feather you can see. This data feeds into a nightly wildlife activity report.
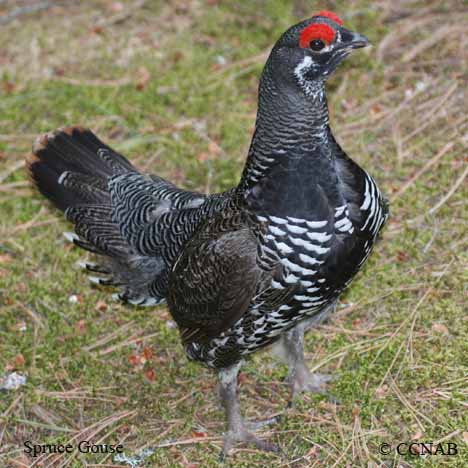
[167,211,264,344]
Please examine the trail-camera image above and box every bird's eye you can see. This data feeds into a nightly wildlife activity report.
[309,39,325,51]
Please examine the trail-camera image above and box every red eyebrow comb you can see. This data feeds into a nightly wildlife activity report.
[299,23,336,48]
[314,10,343,26]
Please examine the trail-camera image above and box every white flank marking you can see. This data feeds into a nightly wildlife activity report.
[306,220,328,228]
[280,258,316,276]
[274,241,293,254]
[286,224,307,235]
[269,216,287,224]
[335,217,351,228]
[299,253,322,265]
[303,300,326,307]
[335,205,346,216]
[269,225,286,236]
[294,294,317,302]
[289,236,311,248]
[337,219,353,233]
[287,216,306,224]
[306,231,332,242]
[284,273,300,284]
[360,177,371,210]
[268,328,284,337]
[88,276,102,285]
[57,171,69,185]
[302,241,330,255]
[271,279,285,289]
[63,232,78,242]
[214,336,229,347]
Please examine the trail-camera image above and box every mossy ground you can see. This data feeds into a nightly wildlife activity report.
[0,1,466,467]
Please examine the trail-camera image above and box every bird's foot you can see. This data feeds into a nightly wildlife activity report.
[287,364,334,405]
[291,370,332,395]
[246,414,281,431]
[220,424,279,461]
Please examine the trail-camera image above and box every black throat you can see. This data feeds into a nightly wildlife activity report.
[238,58,339,218]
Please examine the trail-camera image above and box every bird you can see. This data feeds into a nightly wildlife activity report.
[27,10,388,458]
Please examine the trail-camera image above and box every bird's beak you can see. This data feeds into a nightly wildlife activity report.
[348,32,370,49]
[336,29,370,51]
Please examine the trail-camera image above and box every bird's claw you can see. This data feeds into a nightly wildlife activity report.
[287,368,336,405]
[219,427,280,462]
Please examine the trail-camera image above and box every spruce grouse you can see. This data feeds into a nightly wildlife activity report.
[27,11,388,457]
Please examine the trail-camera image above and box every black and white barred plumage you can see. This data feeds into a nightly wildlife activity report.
[28,11,388,456]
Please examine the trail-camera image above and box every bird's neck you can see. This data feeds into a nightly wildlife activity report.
[238,72,331,194]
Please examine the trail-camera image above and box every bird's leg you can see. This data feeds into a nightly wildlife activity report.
[273,321,332,403]
[218,362,279,460]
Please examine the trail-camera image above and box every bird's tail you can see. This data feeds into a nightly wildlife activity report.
[26,126,166,306]
[27,126,135,211]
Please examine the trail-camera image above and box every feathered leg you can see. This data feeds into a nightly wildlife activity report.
[273,302,337,404]
[275,322,332,403]
[218,362,279,460]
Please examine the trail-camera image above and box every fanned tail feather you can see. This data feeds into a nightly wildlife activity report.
[27,126,166,306]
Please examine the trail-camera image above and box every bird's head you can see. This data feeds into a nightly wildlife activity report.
[266,11,369,98]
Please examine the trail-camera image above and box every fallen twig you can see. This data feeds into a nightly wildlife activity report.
[428,165,468,216]
[391,141,454,201]
[0,1,52,26]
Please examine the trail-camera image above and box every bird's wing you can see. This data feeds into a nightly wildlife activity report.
[167,210,267,344]
[65,171,221,305]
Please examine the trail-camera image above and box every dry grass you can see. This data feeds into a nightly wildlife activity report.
[0,0,467,467]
